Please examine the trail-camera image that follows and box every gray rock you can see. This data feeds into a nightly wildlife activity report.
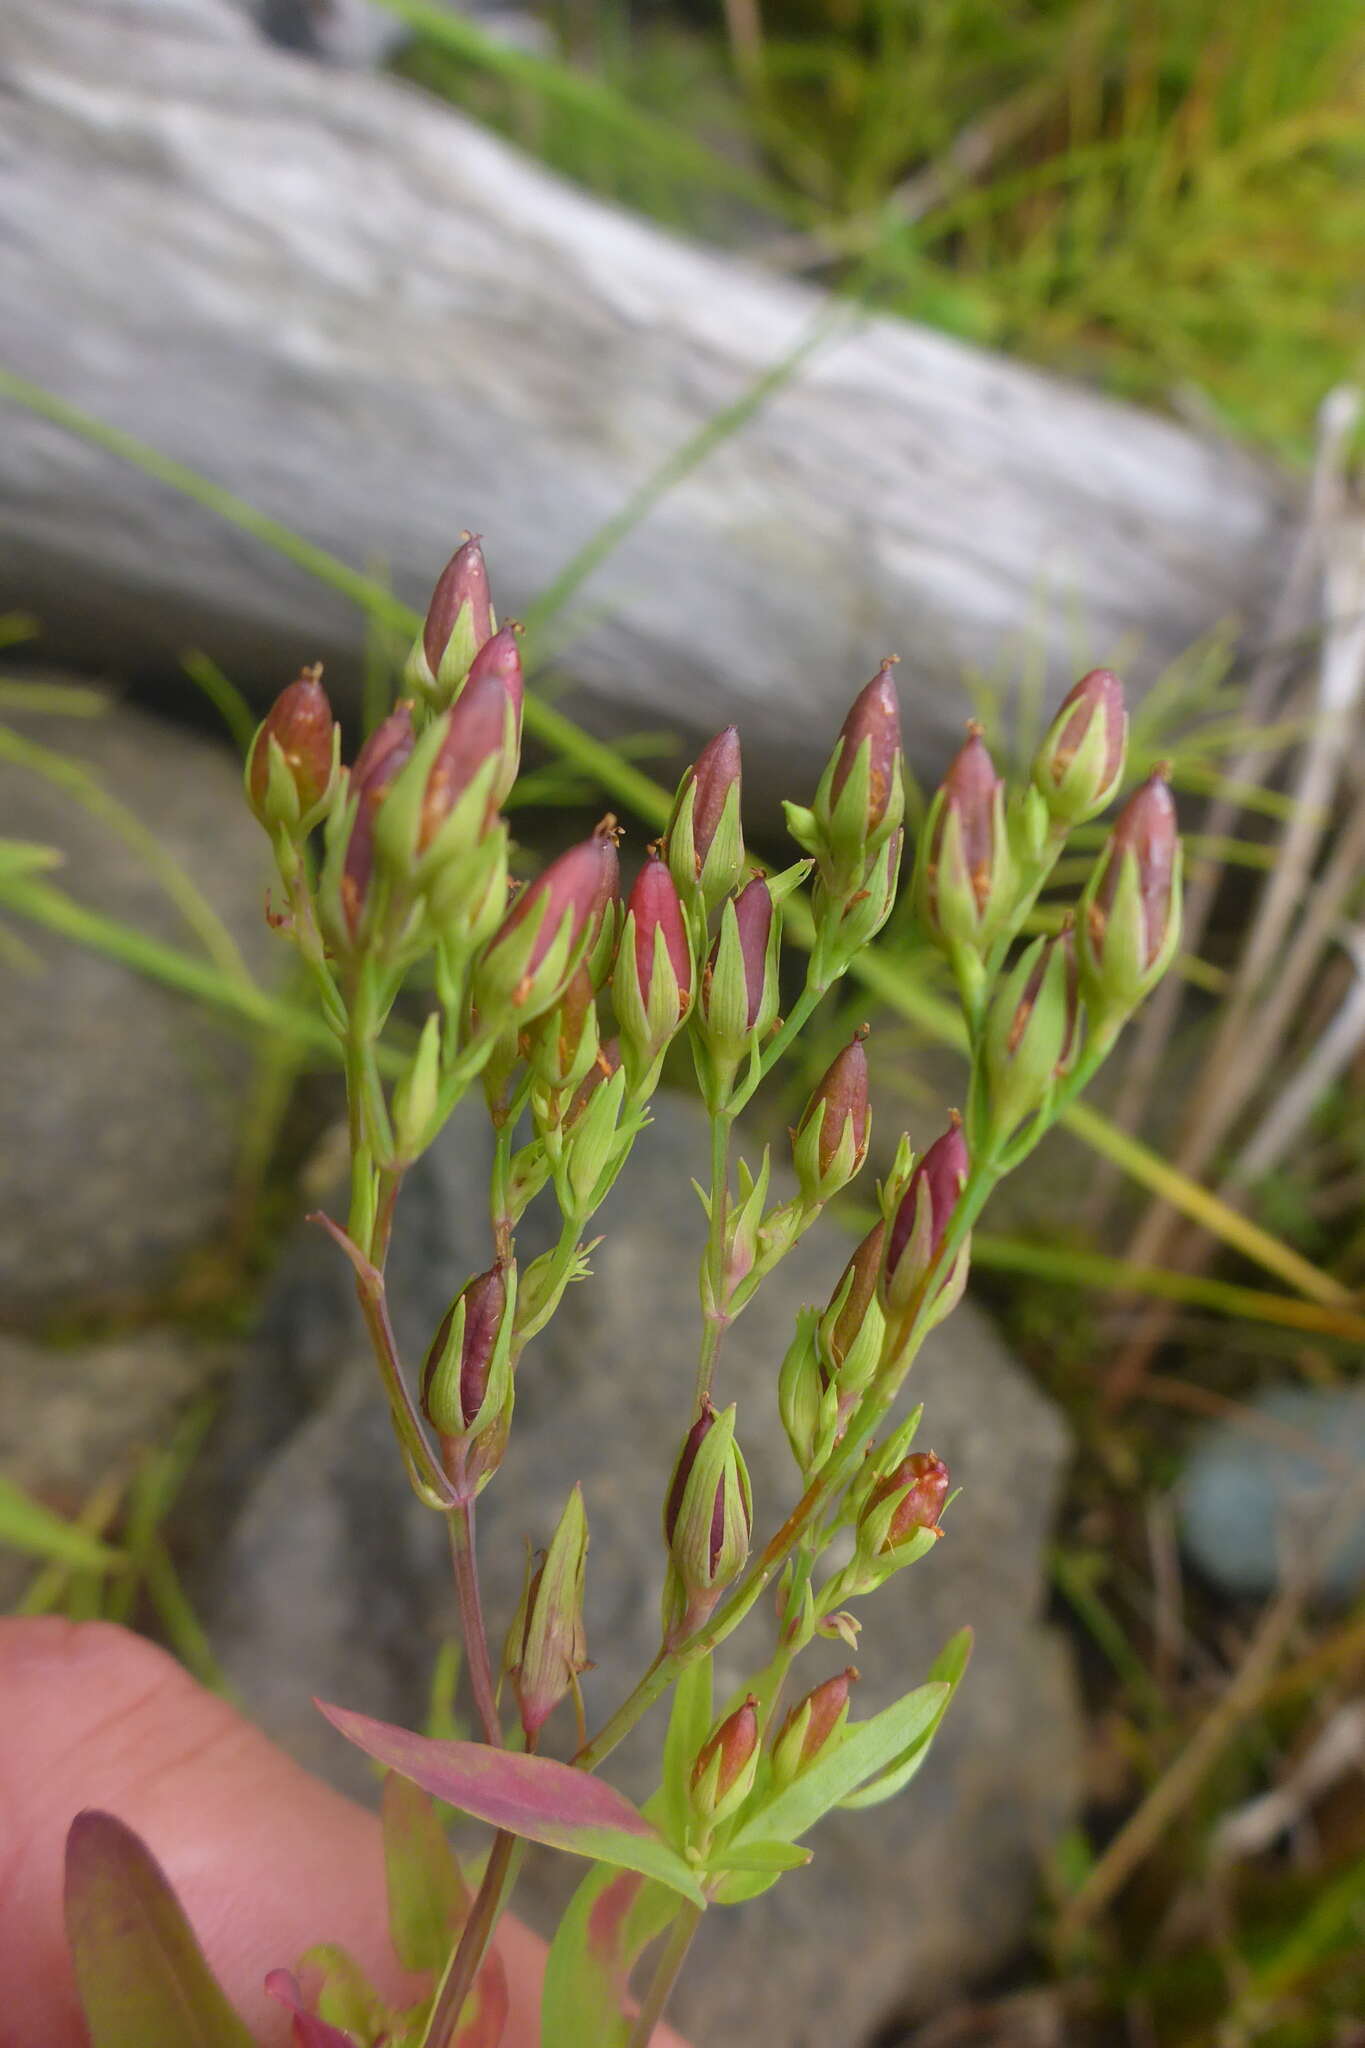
[0,1324,231,1607]
[1176,1385,1365,1604]
[1,0,1292,810]
[0,683,278,1325]
[198,1090,1080,2039]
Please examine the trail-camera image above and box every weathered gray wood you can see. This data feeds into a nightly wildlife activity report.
[0,0,1293,801]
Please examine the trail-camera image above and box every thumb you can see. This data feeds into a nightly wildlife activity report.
[0,1618,552,2045]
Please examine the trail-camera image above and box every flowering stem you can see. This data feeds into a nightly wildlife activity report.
[446,1502,502,1747]
[625,1901,704,2048]
[577,1160,1004,1771]
[729,974,826,1115]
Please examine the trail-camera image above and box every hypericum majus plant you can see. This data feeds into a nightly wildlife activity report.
[62,528,1181,2048]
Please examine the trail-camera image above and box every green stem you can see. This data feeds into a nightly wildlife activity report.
[625,1901,704,2048]
[576,1159,1003,1772]
[729,975,826,1114]
[447,1503,502,1747]
[422,1832,524,2048]
[695,1109,734,1407]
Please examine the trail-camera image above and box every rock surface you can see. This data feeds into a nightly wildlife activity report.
[1,0,1292,806]
[0,684,277,1326]
[0,1325,232,1608]
[197,1091,1081,2041]
[1177,1384,1365,1605]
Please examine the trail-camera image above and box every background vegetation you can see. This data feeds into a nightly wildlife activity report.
[4,0,1365,2040]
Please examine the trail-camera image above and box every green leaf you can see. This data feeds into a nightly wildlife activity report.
[730,1681,950,1850]
[0,1475,124,1570]
[540,1865,680,2048]
[65,1811,255,2048]
[659,1654,713,1850]
[839,1626,972,1811]
[317,1702,705,1904]
[382,1773,470,1974]
[0,838,64,880]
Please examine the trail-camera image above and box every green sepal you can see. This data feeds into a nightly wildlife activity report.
[706,1838,813,1906]
[390,1011,444,1166]
[555,1063,629,1216]
[980,933,1076,1146]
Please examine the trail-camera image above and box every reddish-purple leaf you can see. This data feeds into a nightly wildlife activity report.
[315,1703,704,1903]
[64,1810,255,2048]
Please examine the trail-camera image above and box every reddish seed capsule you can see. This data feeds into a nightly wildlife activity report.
[1095,771,1178,969]
[464,625,525,732]
[867,1450,951,1548]
[628,852,692,1014]
[1044,670,1126,805]
[773,1667,859,1778]
[809,1034,870,1177]
[665,1406,717,1556]
[422,534,494,678]
[934,729,1001,916]
[689,727,742,867]
[247,667,336,825]
[729,875,774,1029]
[342,704,416,931]
[823,1219,885,1377]
[885,1122,968,1286]
[831,660,902,833]
[421,1262,508,1431]
[691,1696,759,1807]
[417,664,519,852]
[497,825,619,985]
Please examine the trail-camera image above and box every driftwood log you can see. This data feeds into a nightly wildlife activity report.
[1,0,1293,799]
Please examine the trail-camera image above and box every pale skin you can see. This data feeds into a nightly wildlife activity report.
[0,1618,688,2048]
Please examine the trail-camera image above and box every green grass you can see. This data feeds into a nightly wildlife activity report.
[388,0,1365,461]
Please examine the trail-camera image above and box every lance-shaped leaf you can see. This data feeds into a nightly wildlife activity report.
[317,1703,705,1904]
[659,1654,713,1850]
[382,1773,470,1975]
[64,1810,255,2048]
[728,1681,950,1850]
[839,1628,972,1810]
[540,1866,681,2048]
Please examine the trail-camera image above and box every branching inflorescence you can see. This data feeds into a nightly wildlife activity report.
[64,538,1182,2048]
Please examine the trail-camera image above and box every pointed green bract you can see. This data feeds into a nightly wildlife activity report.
[64,1811,255,2048]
